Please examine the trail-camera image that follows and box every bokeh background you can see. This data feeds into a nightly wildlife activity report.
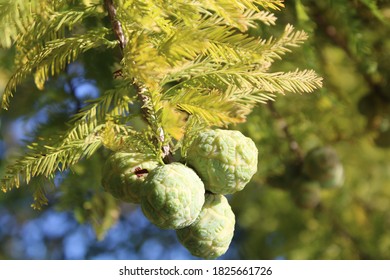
[1,0,390,259]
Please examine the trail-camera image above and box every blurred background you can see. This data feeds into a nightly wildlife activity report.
[1,0,390,260]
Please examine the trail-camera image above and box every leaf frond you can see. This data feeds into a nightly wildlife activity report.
[165,60,322,95]
[100,120,159,158]
[16,5,101,63]
[260,24,309,63]
[0,0,50,48]
[160,16,267,65]
[0,135,102,193]
[30,178,54,210]
[197,0,283,31]
[168,88,245,126]
[1,28,117,110]
[60,80,136,153]
[253,0,284,10]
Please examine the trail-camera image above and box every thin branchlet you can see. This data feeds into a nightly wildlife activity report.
[104,0,172,161]
[104,0,127,50]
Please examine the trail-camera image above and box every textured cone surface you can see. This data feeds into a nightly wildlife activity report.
[141,163,205,229]
[186,129,258,194]
[176,193,235,259]
[101,152,159,203]
[303,146,344,188]
[291,178,321,209]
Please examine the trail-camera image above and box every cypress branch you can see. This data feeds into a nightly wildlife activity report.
[63,80,136,146]
[1,28,117,110]
[104,0,127,50]
[167,62,322,95]
[0,0,49,48]
[16,5,101,60]
[105,0,173,160]
[0,0,324,209]
[0,136,102,193]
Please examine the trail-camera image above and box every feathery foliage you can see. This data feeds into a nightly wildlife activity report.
[2,28,117,109]
[0,0,49,48]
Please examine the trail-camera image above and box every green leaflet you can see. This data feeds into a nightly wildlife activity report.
[1,28,117,110]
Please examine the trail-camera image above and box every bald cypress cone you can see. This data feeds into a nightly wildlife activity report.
[141,163,205,230]
[176,193,235,259]
[101,152,159,203]
[186,129,258,194]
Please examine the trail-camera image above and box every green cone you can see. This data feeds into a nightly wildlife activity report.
[141,163,205,230]
[186,129,258,194]
[176,193,235,259]
[101,152,159,203]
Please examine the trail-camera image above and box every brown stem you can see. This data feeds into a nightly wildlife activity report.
[104,0,172,162]
[104,0,126,50]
